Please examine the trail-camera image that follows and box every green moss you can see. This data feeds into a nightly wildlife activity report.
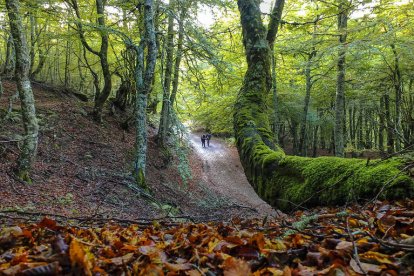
[264,154,414,211]
[232,20,414,212]
[17,170,32,184]
[135,169,148,190]
[234,95,414,211]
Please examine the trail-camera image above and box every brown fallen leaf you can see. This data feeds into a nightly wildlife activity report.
[38,217,60,231]
[335,240,353,251]
[110,252,134,266]
[138,264,164,276]
[350,258,382,274]
[185,269,202,276]
[69,238,93,276]
[165,262,192,271]
[222,257,251,276]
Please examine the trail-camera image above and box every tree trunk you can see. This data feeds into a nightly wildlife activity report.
[384,91,394,154]
[157,1,175,146]
[357,107,363,150]
[69,0,112,122]
[92,0,112,122]
[312,124,319,157]
[5,34,15,77]
[134,0,158,188]
[378,97,385,155]
[0,76,3,100]
[268,0,284,142]
[299,50,316,156]
[391,43,402,152]
[234,0,414,211]
[334,1,348,157]
[169,3,186,108]
[64,24,71,87]
[6,0,39,182]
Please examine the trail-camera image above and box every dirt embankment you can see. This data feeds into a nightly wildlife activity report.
[0,81,277,223]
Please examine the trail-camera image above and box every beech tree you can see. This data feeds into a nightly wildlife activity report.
[134,0,158,187]
[6,0,39,181]
[234,0,414,210]
[67,0,112,122]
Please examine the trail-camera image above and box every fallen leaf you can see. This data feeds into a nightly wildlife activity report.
[69,238,93,276]
[110,253,134,266]
[222,257,251,276]
[335,241,353,251]
[350,258,382,274]
[165,262,192,271]
[359,251,395,265]
[38,217,59,231]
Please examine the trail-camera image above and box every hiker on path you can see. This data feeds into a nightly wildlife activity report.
[201,134,206,148]
[206,133,212,147]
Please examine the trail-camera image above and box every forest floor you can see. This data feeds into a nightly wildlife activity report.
[1,82,414,275]
[0,80,276,224]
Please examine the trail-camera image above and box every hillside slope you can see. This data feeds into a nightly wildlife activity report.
[0,81,276,222]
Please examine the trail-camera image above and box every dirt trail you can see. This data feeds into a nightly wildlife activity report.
[189,133,278,217]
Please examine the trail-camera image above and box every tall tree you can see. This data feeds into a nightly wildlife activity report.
[6,0,39,182]
[334,0,348,157]
[68,0,112,122]
[157,0,176,147]
[234,0,414,210]
[134,0,158,187]
[268,0,285,143]
[158,0,188,147]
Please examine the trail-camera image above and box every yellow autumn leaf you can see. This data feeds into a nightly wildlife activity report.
[69,239,93,276]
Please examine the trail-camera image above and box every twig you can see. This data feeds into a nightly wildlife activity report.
[380,144,414,161]
[0,210,222,225]
[346,217,367,275]
[365,231,414,251]
[0,139,22,143]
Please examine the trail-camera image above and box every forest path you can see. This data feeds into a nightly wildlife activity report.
[189,133,279,217]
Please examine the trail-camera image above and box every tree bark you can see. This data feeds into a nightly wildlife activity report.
[6,0,39,182]
[69,0,112,122]
[379,97,385,155]
[299,51,316,156]
[234,0,414,211]
[0,76,3,100]
[157,1,175,146]
[391,43,402,152]
[134,0,158,188]
[268,0,284,142]
[334,1,348,157]
[5,35,15,77]
[384,91,394,154]
[169,3,186,110]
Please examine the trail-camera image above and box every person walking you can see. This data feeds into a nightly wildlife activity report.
[206,133,212,147]
[201,134,206,148]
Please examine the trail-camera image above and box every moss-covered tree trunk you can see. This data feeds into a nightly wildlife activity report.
[157,0,175,147]
[6,0,39,182]
[134,0,157,188]
[235,0,414,211]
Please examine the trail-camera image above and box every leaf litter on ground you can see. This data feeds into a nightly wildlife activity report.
[0,199,414,275]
